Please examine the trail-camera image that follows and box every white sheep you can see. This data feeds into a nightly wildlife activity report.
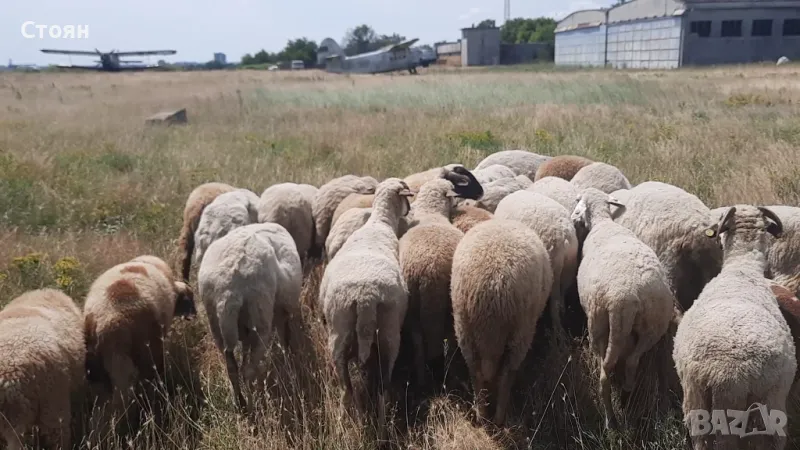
[257,182,320,262]
[193,189,261,269]
[494,190,579,338]
[325,207,415,263]
[609,181,722,310]
[451,218,553,426]
[318,177,412,438]
[571,187,677,430]
[473,149,551,180]
[398,166,483,385]
[527,176,581,212]
[312,174,379,253]
[570,162,631,194]
[673,205,794,450]
[197,222,303,412]
[177,181,236,281]
[0,289,85,450]
[472,164,516,185]
[758,205,800,296]
[473,175,533,213]
[83,255,196,420]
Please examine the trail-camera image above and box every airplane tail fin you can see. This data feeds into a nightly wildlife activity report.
[317,38,345,66]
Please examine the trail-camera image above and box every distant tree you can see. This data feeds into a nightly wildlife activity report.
[279,38,319,67]
[241,53,255,65]
[477,19,497,28]
[342,25,407,55]
[500,17,557,44]
[343,25,378,56]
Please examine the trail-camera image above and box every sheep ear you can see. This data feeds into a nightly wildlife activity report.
[607,200,624,208]
[446,190,459,197]
[399,189,414,197]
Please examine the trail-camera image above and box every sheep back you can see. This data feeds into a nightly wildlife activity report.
[313,175,379,246]
[570,162,631,194]
[474,150,551,180]
[451,202,494,234]
[527,176,581,212]
[534,155,594,181]
[258,182,318,258]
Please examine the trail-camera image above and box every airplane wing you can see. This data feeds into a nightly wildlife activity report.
[114,50,176,56]
[387,39,419,51]
[53,64,107,70]
[41,49,98,56]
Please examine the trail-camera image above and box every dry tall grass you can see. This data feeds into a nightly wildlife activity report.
[1,63,800,449]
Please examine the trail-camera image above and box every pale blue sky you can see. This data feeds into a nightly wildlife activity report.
[4,0,610,65]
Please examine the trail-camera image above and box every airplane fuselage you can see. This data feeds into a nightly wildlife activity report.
[325,48,422,74]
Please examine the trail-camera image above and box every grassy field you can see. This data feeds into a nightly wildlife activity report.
[1,63,800,449]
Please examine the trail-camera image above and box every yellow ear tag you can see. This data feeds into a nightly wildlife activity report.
[705,229,716,237]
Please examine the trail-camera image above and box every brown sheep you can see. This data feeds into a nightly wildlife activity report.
[177,182,236,281]
[331,193,375,228]
[83,255,196,421]
[534,155,594,181]
[772,281,800,381]
[0,289,85,450]
[451,201,494,234]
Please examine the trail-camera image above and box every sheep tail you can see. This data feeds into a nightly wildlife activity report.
[355,300,378,368]
[84,313,112,392]
[602,305,634,373]
[178,220,195,282]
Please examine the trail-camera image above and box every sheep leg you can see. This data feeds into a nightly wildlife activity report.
[38,397,71,450]
[410,321,427,388]
[764,389,789,450]
[224,349,246,413]
[682,381,711,450]
[374,306,402,443]
[622,330,661,393]
[330,330,357,414]
[598,354,618,431]
[2,427,24,450]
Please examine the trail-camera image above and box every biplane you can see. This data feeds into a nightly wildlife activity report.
[40,48,176,72]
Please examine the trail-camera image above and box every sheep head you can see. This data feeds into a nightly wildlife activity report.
[571,188,624,231]
[711,205,782,262]
[441,166,484,200]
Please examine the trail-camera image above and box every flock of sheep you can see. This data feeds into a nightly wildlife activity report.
[2,148,800,450]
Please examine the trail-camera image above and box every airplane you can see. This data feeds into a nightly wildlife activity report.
[316,38,437,75]
[40,48,177,72]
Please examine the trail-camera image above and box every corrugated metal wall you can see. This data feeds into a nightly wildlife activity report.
[554,25,607,66]
[607,16,683,69]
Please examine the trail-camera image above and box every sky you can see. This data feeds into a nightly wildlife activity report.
[3,0,612,66]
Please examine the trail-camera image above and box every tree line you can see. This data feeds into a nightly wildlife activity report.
[241,18,558,67]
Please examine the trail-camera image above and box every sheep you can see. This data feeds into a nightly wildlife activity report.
[403,163,463,193]
[83,255,196,419]
[609,181,723,311]
[673,205,794,450]
[398,167,483,386]
[527,176,581,212]
[570,162,631,194]
[451,218,553,426]
[0,289,84,450]
[193,189,261,269]
[177,181,236,281]
[571,188,677,430]
[331,192,375,227]
[473,149,551,180]
[312,174,379,253]
[534,154,594,181]
[473,175,533,213]
[197,222,303,412]
[758,205,800,296]
[472,164,516,185]
[771,281,800,382]
[451,201,494,234]
[318,177,413,438]
[494,190,579,338]
[257,182,320,262]
[325,208,415,263]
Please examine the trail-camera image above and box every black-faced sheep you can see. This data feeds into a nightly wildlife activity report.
[0,289,85,450]
[451,218,553,426]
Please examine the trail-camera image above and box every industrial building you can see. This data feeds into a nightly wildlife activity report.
[555,0,800,69]
[435,26,550,67]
